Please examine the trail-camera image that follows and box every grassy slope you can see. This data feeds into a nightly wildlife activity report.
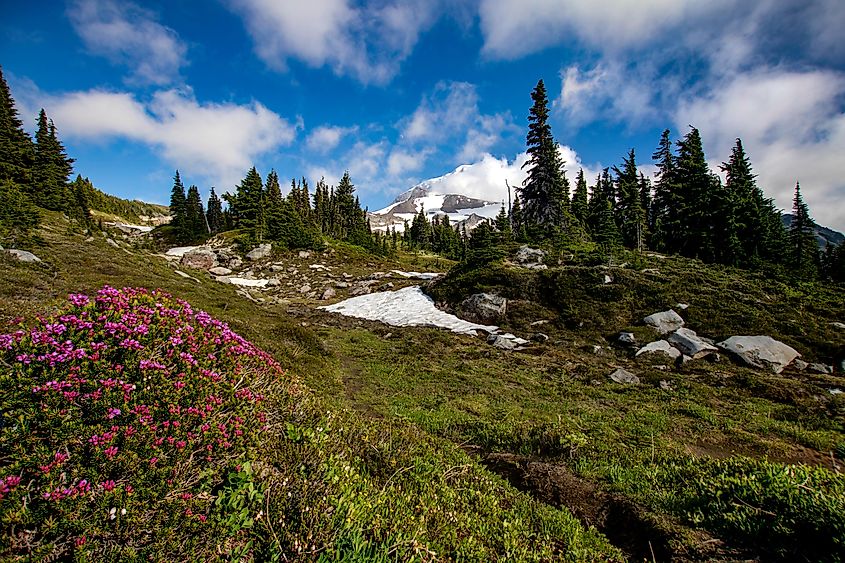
[0,213,618,561]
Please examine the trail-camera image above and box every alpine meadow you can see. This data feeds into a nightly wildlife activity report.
[2,1,845,561]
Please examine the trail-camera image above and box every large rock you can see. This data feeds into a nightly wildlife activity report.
[209,266,233,276]
[667,328,718,359]
[514,246,547,269]
[460,293,507,324]
[5,249,41,263]
[609,368,640,384]
[180,248,217,270]
[487,334,518,350]
[246,243,272,261]
[635,340,681,361]
[321,287,337,300]
[643,309,685,335]
[717,336,800,374]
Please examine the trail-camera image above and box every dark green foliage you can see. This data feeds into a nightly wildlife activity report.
[225,167,265,240]
[673,127,718,261]
[587,169,614,236]
[185,185,207,239]
[32,110,73,211]
[0,66,35,189]
[570,168,589,227]
[264,170,321,250]
[822,242,845,282]
[650,129,677,251]
[0,179,39,246]
[613,149,646,250]
[592,197,620,250]
[168,171,188,241]
[520,80,571,234]
[789,182,819,278]
[465,221,504,266]
[69,175,167,223]
[67,175,92,227]
[206,187,224,234]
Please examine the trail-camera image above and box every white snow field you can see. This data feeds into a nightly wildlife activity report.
[319,285,497,335]
[165,246,198,257]
[228,277,269,288]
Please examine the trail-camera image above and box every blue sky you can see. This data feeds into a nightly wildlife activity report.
[2,0,844,230]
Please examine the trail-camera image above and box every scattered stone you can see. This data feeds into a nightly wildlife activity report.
[643,309,685,335]
[383,333,392,339]
[298,250,311,259]
[266,278,281,287]
[379,282,395,290]
[342,272,352,279]
[310,264,329,271]
[532,333,549,343]
[808,363,833,375]
[84,236,94,242]
[617,332,637,346]
[180,248,217,271]
[174,270,199,282]
[5,249,41,263]
[106,238,119,248]
[349,285,370,297]
[270,264,285,272]
[676,303,689,310]
[636,340,681,361]
[246,243,272,260]
[667,328,718,359]
[514,245,547,269]
[299,284,312,294]
[830,388,843,395]
[603,274,613,284]
[487,334,518,350]
[208,266,233,276]
[321,287,337,300]
[530,320,549,327]
[716,336,800,374]
[498,333,530,345]
[659,380,674,391]
[830,322,845,330]
[680,355,694,365]
[460,293,507,324]
[229,278,269,288]
[793,359,809,371]
[609,368,640,384]
[229,257,243,270]
[592,345,605,356]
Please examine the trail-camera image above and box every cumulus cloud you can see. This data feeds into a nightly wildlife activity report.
[67,0,187,85]
[41,87,296,190]
[675,68,845,231]
[305,125,358,153]
[226,0,441,84]
[387,148,431,176]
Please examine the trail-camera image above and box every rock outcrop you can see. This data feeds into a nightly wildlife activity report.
[635,340,681,361]
[246,243,272,261]
[5,249,41,263]
[180,248,217,271]
[717,336,800,374]
[643,309,685,335]
[460,293,507,324]
[667,328,718,359]
[609,368,640,384]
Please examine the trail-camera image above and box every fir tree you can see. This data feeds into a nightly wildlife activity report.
[168,171,187,238]
[227,167,264,240]
[185,185,206,239]
[33,110,74,210]
[614,149,645,250]
[494,203,511,238]
[571,168,589,226]
[520,79,570,233]
[592,197,620,250]
[650,129,677,252]
[0,66,35,189]
[789,182,819,278]
[674,127,717,261]
[206,187,224,234]
[335,171,365,241]
[638,173,652,242]
[68,175,92,226]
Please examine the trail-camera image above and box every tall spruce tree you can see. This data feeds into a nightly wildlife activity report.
[571,168,589,226]
[789,182,819,278]
[228,167,264,240]
[650,129,677,252]
[0,66,35,189]
[0,180,39,246]
[614,149,646,250]
[185,185,206,239]
[168,171,187,238]
[674,127,717,261]
[206,187,224,234]
[520,79,569,233]
[335,171,366,242]
[33,110,74,210]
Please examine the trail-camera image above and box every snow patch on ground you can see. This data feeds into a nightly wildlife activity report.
[228,278,269,288]
[390,270,443,280]
[166,246,199,257]
[319,286,497,335]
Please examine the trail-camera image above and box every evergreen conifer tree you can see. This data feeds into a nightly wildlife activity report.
[0,179,39,246]
[0,66,35,189]
[229,167,264,240]
[68,175,92,226]
[168,171,187,238]
[650,129,677,252]
[185,185,206,239]
[520,79,570,233]
[789,182,819,278]
[613,149,646,250]
[33,110,73,210]
[674,127,717,260]
[206,187,224,234]
[571,168,589,226]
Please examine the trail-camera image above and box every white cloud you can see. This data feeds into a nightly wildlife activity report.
[227,0,441,85]
[675,68,845,231]
[42,87,296,191]
[306,125,357,153]
[67,0,187,85]
[387,148,430,176]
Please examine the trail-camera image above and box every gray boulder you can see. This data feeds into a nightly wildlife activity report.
[667,328,718,359]
[618,332,637,346]
[514,246,546,269]
[349,285,370,297]
[717,336,800,374]
[246,243,272,261]
[460,293,507,324]
[6,249,41,263]
[180,248,217,271]
[644,309,685,335]
[299,284,312,294]
[609,368,640,384]
[636,340,681,361]
[321,287,337,300]
[808,363,833,375]
[487,334,518,350]
[209,266,233,276]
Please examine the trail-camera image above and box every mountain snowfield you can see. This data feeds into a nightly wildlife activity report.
[369,148,598,232]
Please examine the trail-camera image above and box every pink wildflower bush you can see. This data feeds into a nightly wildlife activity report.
[0,286,285,558]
